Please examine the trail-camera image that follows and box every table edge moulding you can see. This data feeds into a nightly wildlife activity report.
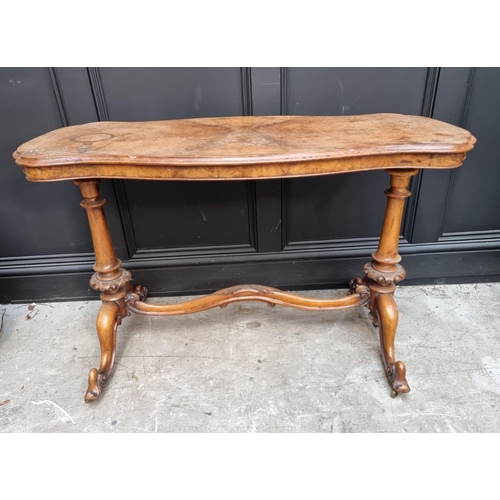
[13,114,477,402]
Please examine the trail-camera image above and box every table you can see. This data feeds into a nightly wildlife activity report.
[13,114,476,402]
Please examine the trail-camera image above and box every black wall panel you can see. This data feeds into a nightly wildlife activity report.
[286,67,428,116]
[0,68,92,258]
[442,68,500,235]
[123,180,255,253]
[1,67,499,303]
[285,173,387,244]
[99,67,246,120]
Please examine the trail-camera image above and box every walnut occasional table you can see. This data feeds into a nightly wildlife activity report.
[13,114,476,402]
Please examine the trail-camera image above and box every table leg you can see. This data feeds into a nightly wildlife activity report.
[363,169,418,396]
[74,180,143,402]
[75,171,419,401]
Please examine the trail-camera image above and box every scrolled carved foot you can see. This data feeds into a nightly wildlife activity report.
[386,360,410,395]
[85,368,106,402]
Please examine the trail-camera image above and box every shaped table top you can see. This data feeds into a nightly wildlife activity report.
[14,114,476,181]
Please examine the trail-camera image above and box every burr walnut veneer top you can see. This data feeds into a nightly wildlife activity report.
[14,114,476,181]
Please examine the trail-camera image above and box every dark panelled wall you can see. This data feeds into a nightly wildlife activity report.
[1,68,499,303]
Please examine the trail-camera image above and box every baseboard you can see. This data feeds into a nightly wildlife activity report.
[2,248,500,303]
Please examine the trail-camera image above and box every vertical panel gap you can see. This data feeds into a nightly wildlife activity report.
[247,181,258,251]
[437,68,477,239]
[87,68,110,121]
[280,68,289,116]
[404,67,441,242]
[48,68,70,127]
[279,68,289,249]
[241,68,253,116]
[281,178,289,249]
[112,181,137,259]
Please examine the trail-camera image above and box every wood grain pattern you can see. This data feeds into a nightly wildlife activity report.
[13,114,476,182]
[19,152,467,182]
[125,282,370,316]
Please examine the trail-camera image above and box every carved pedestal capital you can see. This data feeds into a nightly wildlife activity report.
[363,261,406,286]
[89,269,132,294]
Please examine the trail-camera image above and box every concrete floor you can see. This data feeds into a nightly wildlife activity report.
[0,283,499,433]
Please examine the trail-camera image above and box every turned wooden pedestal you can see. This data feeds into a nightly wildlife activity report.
[13,114,476,402]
